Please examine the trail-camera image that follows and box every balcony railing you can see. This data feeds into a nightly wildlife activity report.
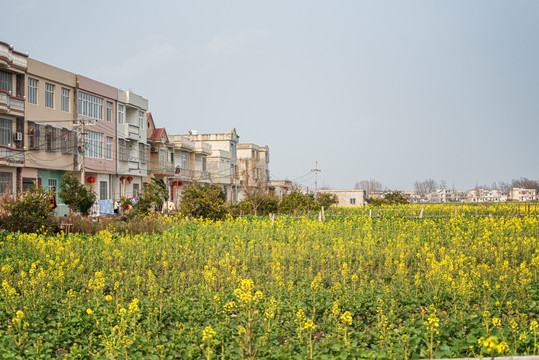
[0,42,28,71]
[175,167,193,178]
[128,124,140,136]
[194,170,211,180]
[0,91,24,115]
[194,142,212,154]
[172,136,195,151]
[0,145,24,164]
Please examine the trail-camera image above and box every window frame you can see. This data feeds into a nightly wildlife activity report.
[45,83,55,109]
[61,88,70,112]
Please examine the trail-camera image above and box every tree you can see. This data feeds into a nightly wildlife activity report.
[1,185,53,233]
[279,190,314,214]
[136,178,168,214]
[354,178,382,197]
[316,192,338,209]
[179,182,228,220]
[511,177,539,192]
[59,172,97,216]
[413,178,438,195]
[367,190,409,206]
[237,157,268,215]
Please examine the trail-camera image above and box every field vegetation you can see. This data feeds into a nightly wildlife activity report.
[0,203,538,359]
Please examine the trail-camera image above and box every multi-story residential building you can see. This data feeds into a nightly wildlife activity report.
[184,129,239,202]
[76,75,117,202]
[237,143,270,201]
[0,41,27,195]
[467,189,506,202]
[510,188,537,202]
[115,90,148,199]
[25,58,78,215]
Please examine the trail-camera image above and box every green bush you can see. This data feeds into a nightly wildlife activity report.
[59,172,97,215]
[179,182,228,220]
[0,186,53,233]
[279,190,316,213]
[136,178,168,215]
[316,192,338,209]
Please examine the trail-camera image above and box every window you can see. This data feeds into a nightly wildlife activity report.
[350,198,356,205]
[48,179,57,204]
[118,139,127,161]
[117,104,124,124]
[139,143,146,164]
[61,128,73,153]
[0,172,12,194]
[0,71,12,92]
[138,111,144,129]
[106,101,113,122]
[202,157,207,171]
[99,181,108,200]
[106,136,112,160]
[133,183,139,196]
[181,153,188,169]
[159,149,165,165]
[28,78,38,105]
[0,118,12,146]
[45,83,55,109]
[61,88,70,112]
[78,91,103,120]
[168,148,174,163]
[84,130,103,158]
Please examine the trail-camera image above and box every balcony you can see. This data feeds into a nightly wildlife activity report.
[0,42,28,73]
[0,91,24,115]
[119,123,143,141]
[0,145,24,165]
[194,170,211,181]
[175,167,193,179]
[171,136,195,151]
[194,142,212,155]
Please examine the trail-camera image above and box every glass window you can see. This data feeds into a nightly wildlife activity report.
[78,91,103,120]
[181,153,188,169]
[350,198,356,205]
[0,71,12,92]
[28,78,38,105]
[61,88,70,112]
[99,181,108,200]
[159,149,165,165]
[45,83,55,109]
[84,130,103,158]
[117,104,124,124]
[106,101,113,122]
[138,111,144,129]
[139,143,146,164]
[0,118,12,146]
[106,136,112,160]
[0,172,12,194]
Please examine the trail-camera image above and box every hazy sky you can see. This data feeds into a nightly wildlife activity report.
[4,1,539,190]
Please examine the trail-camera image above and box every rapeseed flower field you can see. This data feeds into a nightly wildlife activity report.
[1,204,538,359]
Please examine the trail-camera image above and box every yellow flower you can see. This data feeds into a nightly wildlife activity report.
[340,311,352,326]
[105,295,112,302]
[86,308,94,315]
[202,325,216,342]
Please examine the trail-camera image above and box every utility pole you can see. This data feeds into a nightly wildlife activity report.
[311,161,321,199]
[79,119,86,184]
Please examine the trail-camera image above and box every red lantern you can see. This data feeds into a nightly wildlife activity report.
[171,181,178,186]
[120,176,126,182]
[127,176,133,184]
[87,176,96,187]
[179,182,183,187]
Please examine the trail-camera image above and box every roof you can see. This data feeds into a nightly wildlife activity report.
[150,128,165,141]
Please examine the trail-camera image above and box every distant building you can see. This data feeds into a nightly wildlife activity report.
[269,179,292,198]
[510,188,536,202]
[318,189,367,207]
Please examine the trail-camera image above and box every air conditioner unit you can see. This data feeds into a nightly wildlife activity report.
[151,147,157,152]
[14,132,22,141]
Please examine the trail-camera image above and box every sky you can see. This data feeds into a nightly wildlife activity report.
[3,1,539,191]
